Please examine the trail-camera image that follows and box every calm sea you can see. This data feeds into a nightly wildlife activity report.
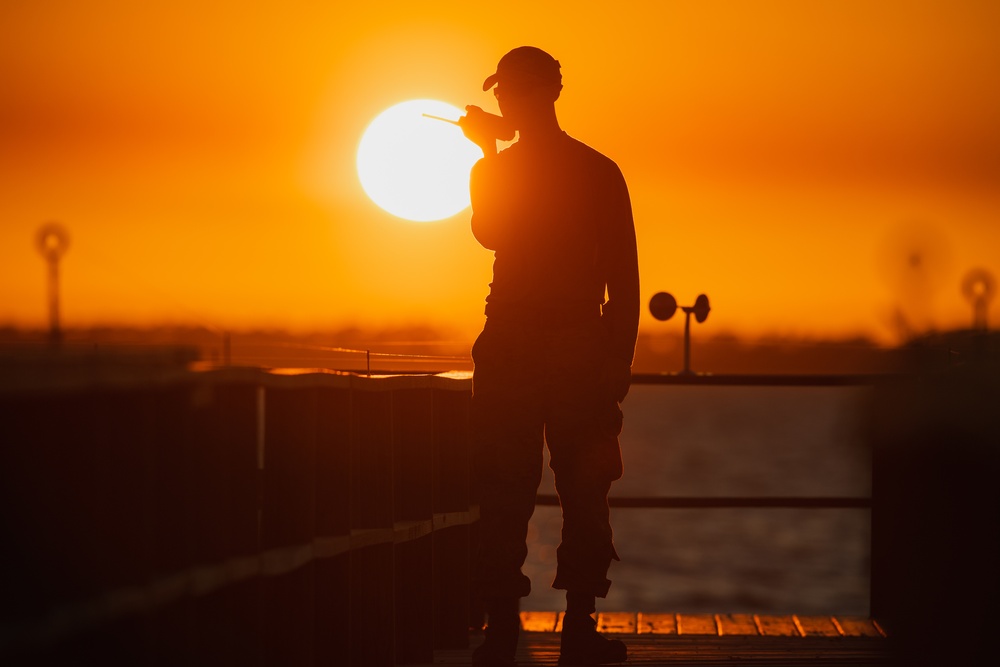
[521,384,873,615]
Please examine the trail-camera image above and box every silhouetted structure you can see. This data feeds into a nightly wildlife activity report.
[35,223,69,346]
[869,330,999,666]
[649,292,711,375]
[961,268,995,331]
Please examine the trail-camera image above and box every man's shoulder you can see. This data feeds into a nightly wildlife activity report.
[562,134,623,175]
[480,133,624,180]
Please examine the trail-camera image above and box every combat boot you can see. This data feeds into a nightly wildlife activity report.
[558,612,627,666]
[472,597,521,666]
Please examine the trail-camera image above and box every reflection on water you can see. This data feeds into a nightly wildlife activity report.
[523,385,873,614]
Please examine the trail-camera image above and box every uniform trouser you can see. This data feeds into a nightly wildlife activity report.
[471,317,624,600]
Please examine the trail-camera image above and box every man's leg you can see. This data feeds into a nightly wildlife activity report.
[545,331,627,666]
[547,445,627,666]
[473,419,542,601]
[549,459,618,597]
[470,402,543,665]
[470,326,545,665]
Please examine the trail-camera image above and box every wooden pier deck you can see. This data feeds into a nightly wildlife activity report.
[406,612,890,666]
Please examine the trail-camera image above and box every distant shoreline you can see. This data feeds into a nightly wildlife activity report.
[0,324,907,375]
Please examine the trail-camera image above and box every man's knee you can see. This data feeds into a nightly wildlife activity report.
[549,434,624,487]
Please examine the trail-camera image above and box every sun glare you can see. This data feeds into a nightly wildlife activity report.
[356,99,482,222]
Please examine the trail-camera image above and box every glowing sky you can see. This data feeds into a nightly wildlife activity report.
[2,0,998,343]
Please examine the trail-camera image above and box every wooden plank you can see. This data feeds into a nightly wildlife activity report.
[513,632,562,665]
[754,614,801,636]
[520,611,558,633]
[597,612,636,634]
[677,613,718,635]
[716,613,759,636]
[834,616,886,637]
[636,612,677,635]
[795,615,843,637]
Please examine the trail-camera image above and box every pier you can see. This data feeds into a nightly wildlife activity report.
[1,334,997,665]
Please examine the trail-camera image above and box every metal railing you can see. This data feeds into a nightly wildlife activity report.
[537,372,881,511]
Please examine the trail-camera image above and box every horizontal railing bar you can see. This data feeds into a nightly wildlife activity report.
[630,373,893,386]
[536,494,871,509]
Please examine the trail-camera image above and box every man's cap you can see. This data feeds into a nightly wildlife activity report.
[482,46,562,91]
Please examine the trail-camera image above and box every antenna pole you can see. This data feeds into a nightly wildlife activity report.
[36,223,69,348]
[682,310,692,375]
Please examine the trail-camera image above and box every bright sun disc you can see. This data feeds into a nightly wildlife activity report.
[357,99,481,222]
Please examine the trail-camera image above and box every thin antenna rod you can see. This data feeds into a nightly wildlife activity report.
[422,113,460,126]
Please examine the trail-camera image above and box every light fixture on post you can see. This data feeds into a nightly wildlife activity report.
[35,222,70,347]
[649,292,711,376]
[961,268,995,331]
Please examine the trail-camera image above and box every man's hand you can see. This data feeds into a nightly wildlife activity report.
[459,105,498,156]
[601,357,632,404]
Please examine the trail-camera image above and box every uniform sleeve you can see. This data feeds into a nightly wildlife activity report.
[600,166,640,364]
[469,155,505,250]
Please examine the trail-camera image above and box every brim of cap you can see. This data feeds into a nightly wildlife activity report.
[482,73,499,91]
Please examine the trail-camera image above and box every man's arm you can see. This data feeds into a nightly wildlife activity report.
[469,155,508,250]
[600,167,640,402]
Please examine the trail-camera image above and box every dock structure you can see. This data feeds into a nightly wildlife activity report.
[419,611,890,666]
[1,336,997,666]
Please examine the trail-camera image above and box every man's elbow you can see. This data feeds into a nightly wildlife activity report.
[471,219,498,250]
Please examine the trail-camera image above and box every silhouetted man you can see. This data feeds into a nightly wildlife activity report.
[461,46,639,666]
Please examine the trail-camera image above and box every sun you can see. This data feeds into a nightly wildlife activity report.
[357,99,482,222]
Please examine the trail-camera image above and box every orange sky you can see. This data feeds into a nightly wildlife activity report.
[2,0,999,344]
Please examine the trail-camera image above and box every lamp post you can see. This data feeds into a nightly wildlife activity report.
[961,268,995,331]
[649,292,711,376]
[35,222,70,346]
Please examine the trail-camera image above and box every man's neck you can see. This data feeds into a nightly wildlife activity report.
[516,110,562,143]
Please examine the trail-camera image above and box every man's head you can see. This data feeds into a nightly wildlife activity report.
[483,46,562,93]
[483,46,562,129]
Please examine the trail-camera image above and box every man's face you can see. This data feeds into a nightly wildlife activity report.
[493,78,558,128]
